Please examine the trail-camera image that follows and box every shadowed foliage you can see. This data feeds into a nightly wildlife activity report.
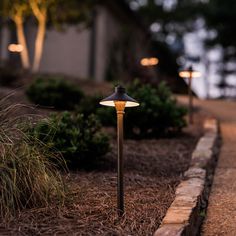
[30,111,110,170]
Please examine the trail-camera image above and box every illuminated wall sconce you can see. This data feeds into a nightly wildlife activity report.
[140,57,159,67]
[8,44,23,53]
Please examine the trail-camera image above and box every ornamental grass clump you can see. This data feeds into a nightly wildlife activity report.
[0,101,65,220]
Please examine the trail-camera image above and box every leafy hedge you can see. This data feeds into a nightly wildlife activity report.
[124,81,187,138]
[26,76,187,139]
[76,95,102,116]
[26,76,84,110]
[76,95,117,127]
[30,112,110,169]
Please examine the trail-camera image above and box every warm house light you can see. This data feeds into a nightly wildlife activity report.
[140,57,159,66]
[8,44,23,53]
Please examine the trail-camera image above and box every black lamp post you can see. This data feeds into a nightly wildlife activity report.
[179,65,201,124]
[100,85,139,217]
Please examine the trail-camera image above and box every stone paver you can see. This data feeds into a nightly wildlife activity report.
[178,97,236,236]
[154,117,217,236]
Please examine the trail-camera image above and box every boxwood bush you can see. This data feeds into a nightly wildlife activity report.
[26,76,84,110]
[76,95,102,116]
[30,112,110,169]
[76,95,117,127]
[124,80,187,138]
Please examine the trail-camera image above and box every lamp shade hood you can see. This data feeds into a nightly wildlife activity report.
[179,65,201,78]
[100,85,139,107]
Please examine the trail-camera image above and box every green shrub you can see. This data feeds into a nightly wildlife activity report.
[95,81,187,138]
[26,76,84,110]
[76,95,116,126]
[124,81,187,138]
[96,107,116,127]
[30,112,110,169]
[0,102,65,219]
[76,95,102,116]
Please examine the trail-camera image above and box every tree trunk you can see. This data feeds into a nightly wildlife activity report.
[32,17,46,72]
[15,17,30,70]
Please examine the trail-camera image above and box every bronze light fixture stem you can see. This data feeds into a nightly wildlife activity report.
[188,72,193,124]
[115,101,125,216]
[100,85,139,217]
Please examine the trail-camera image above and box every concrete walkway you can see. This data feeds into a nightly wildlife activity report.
[178,97,236,236]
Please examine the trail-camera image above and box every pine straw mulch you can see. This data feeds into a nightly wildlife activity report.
[0,85,206,235]
[0,118,204,236]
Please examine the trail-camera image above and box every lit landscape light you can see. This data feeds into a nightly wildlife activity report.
[8,44,23,53]
[179,70,201,78]
[100,85,139,217]
[178,65,201,124]
[140,57,159,66]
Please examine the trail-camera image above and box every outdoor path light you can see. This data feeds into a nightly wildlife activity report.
[100,85,139,217]
[179,65,201,124]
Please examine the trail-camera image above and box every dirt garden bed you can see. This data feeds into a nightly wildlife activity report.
[0,127,204,235]
[0,85,206,235]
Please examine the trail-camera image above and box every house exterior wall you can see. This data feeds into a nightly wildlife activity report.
[93,6,154,82]
[26,24,91,79]
[93,7,108,82]
[0,4,153,82]
[94,6,123,82]
[26,6,124,82]
[0,26,10,62]
[38,6,126,82]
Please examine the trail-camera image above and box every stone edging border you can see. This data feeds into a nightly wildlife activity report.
[154,118,219,236]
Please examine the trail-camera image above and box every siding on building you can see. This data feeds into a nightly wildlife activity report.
[34,26,91,79]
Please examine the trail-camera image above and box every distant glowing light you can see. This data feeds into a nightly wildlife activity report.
[140,57,159,66]
[8,44,23,53]
[179,71,201,78]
